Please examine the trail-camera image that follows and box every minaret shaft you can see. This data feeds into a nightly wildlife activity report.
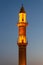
[19,46,26,65]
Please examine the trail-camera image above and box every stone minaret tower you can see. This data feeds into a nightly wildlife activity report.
[17,5,28,65]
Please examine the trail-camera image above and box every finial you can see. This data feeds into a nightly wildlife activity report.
[22,4,23,7]
[19,4,26,13]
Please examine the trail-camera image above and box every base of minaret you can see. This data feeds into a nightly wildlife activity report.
[18,45,26,65]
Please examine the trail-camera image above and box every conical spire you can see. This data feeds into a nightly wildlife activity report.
[19,5,26,13]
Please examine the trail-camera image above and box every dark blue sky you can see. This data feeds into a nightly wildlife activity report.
[0,0,43,65]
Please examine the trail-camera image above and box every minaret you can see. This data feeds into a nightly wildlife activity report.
[17,5,28,65]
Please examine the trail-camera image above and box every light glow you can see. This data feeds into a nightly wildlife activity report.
[19,13,26,23]
[18,36,26,43]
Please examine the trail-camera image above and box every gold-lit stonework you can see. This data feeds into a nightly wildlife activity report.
[19,13,26,23]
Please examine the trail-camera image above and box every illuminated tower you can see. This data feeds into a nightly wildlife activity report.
[17,5,28,65]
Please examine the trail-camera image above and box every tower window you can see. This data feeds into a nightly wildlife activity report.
[22,19,24,21]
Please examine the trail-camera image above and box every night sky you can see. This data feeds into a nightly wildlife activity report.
[0,0,43,65]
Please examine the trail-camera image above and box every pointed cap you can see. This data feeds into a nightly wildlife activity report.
[19,5,26,13]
